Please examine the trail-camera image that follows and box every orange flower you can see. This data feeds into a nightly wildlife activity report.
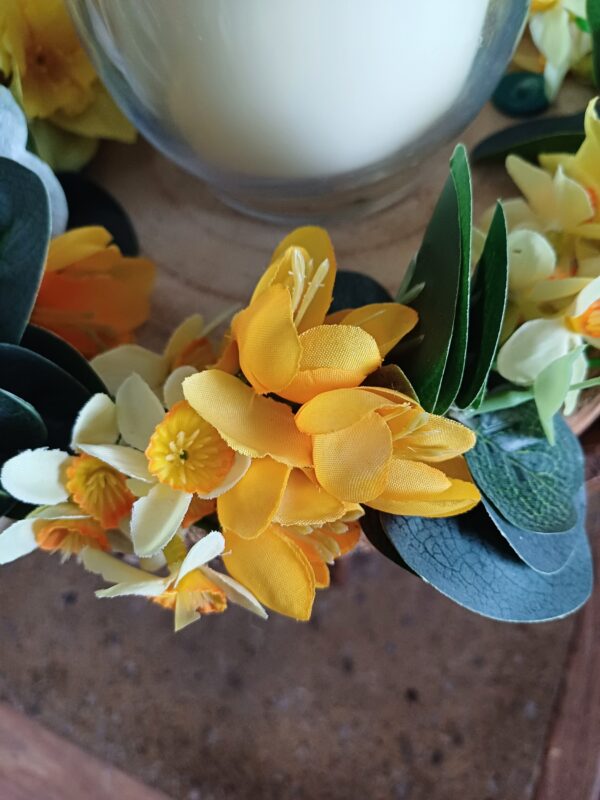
[35,517,109,557]
[66,454,135,529]
[31,227,155,358]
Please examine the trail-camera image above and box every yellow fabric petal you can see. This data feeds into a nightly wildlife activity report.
[395,415,477,462]
[217,457,290,539]
[279,325,382,404]
[313,411,392,503]
[183,370,312,467]
[164,314,204,365]
[272,469,347,526]
[339,303,418,357]
[295,387,398,434]
[46,227,112,272]
[267,227,336,332]
[232,284,301,394]
[285,534,330,589]
[368,458,480,517]
[223,526,315,620]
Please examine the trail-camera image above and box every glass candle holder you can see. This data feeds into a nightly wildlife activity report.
[67,0,528,222]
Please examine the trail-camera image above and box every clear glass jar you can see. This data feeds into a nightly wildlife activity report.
[67,0,528,222]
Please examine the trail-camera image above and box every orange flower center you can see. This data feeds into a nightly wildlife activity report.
[66,454,135,529]
[145,401,234,493]
[35,518,109,557]
[569,300,600,338]
[152,570,227,615]
[172,337,215,371]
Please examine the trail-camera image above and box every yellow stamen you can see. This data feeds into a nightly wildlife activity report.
[66,454,134,528]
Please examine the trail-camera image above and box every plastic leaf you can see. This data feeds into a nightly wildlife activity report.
[533,346,587,443]
[329,270,392,313]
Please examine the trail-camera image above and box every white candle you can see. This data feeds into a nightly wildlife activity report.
[84,1,487,180]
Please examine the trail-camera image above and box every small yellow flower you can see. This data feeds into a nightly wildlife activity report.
[152,569,228,616]
[146,401,235,494]
[66,454,135,529]
[35,517,109,557]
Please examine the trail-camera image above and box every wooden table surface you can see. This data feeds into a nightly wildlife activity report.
[0,84,598,800]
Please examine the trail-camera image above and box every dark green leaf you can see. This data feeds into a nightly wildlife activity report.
[0,389,47,464]
[589,0,600,87]
[395,256,417,302]
[456,204,508,408]
[57,172,139,256]
[0,488,15,517]
[0,157,50,344]
[471,112,585,164]
[492,72,550,118]
[483,493,582,575]
[380,504,592,622]
[21,325,107,395]
[397,147,466,411]
[363,365,419,403]
[360,508,414,572]
[433,145,473,414]
[465,402,584,533]
[0,344,92,449]
[330,271,392,314]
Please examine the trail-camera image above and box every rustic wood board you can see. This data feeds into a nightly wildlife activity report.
[0,83,597,800]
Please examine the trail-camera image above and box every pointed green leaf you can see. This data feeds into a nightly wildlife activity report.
[456,204,508,408]
[0,344,92,450]
[533,346,586,444]
[28,119,99,172]
[465,402,584,533]
[380,505,592,622]
[433,145,473,415]
[470,387,533,415]
[471,112,585,163]
[21,325,107,396]
[363,364,419,403]
[398,147,468,411]
[0,389,47,463]
[330,270,392,313]
[483,493,582,575]
[0,157,50,344]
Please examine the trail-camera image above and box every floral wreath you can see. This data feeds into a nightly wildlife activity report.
[0,1,599,631]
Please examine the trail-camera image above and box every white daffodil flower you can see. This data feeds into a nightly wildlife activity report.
[0,86,67,237]
[81,531,267,631]
[0,376,250,559]
[529,0,592,100]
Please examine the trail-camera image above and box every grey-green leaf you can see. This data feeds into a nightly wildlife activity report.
[465,402,584,533]
[380,505,592,622]
[0,157,50,344]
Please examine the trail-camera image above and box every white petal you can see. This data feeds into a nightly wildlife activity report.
[91,346,168,395]
[139,552,167,571]
[174,595,201,631]
[163,366,197,409]
[553,166,594,230]
[81,547,154,584]
[126,478,153,497]
[507,230,556,292]
[530,7,571,67]
[175,531,224,586]
[0,519,38,564]
[116,373,165,450]
[130,483,192,557]
[497,319,580,385]
[201,564,268,619]
[572,276,600,316]
[164,314,204,364]
[0,449,70,505]
[197,453,251,500]
[96,578,170,599]
[31,502,89,520]
[71,394,118,449]
[77,444,152,481]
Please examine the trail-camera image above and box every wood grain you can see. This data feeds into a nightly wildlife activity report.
[0,703,170,800]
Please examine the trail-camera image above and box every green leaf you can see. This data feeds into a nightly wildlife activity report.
[0,344,92,450]
[482,492,582,576]
[398,146,469,411]
[433,145,473,415]
[456,204,508,409]
[57,173,139,256]
[471,112,585,164]
[361,507,414,572]
[330,271,392,313]
[395,256,417,302]
[0,388,47,463]
[533,346,586,444]
[576,15,591,33]
[465,402,584,533]
[380,504,592,622]
[0,157,50,345]
[469,387,533,415]
[28,119,99,172]
[492,72,549,118]
[21,325,108,396]
[570,376,600,391]
[589,0,600,87]
[363,364,419,403]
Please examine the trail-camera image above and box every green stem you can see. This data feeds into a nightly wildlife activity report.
[570,376,600,391]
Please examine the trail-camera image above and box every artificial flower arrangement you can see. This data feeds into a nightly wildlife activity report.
[0,0,135,171]
[0,67,599,631]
